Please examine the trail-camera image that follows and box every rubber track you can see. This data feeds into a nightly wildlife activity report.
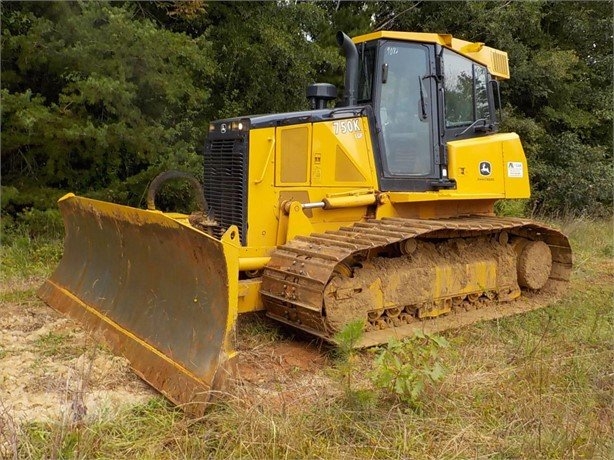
[260,216,572,344]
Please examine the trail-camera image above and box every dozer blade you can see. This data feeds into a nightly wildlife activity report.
[38,194,239,416]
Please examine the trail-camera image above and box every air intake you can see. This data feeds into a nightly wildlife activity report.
[203,133,249,244]
[490,50,510,79]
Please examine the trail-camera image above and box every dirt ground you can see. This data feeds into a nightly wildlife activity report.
[0,270,571,426]
[0,277,154,426]
[0,277,332,427]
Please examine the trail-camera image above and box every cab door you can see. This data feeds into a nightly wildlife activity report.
[367,41,439,192]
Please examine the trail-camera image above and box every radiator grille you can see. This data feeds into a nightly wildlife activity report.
[203,134,248,244]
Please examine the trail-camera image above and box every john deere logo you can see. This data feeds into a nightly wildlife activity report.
[479,161,492,176]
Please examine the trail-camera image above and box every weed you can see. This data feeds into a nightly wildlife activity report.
[371,331,449,409]
[494,199,528,217]
[7,218,614,458]
[0,288,38,303]
[34,332,83,358]
[331,320,365,398]
[0,233,62,282]
[236,313,281,349]
[333,319,364,359]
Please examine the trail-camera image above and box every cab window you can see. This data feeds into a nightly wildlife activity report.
[378,43,432,176]
[358,46,376,103]
[443,49,490,127]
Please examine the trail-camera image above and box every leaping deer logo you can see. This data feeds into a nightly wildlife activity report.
[479,161,491,176]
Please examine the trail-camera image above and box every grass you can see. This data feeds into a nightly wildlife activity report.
[2,217,612,459]
[0,233,62,284]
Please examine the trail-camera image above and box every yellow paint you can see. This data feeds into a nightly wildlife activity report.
[433,261,497,298]
[311,118,377,187]
[286,201,315,241]
[47,31,540,414]
[449,133,529,199]
[54,39,527,322]
[276,124,311,185]
[247,127,283,248]
[238,125,529,314]
[220,227,240,337]
[323,192,377,209]
[501,136,531,198]
[254,136,275,184]
[368,278,385,310]
[238,257,271,271]
[352,31,510,79]
[460,42,484,53]
[246,116,378,250]
[238,279,264,313]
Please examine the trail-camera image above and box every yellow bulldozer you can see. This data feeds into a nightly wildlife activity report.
[39,31,572,415]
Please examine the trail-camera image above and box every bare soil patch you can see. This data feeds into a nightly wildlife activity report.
[0,278,154,426]
[1,280,335,426]
[232,322,336,411]
[0,261,589,424]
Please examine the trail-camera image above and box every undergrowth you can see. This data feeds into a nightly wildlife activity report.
[0,214,63,284]
[4,218,613,459]
[371,332,449,410]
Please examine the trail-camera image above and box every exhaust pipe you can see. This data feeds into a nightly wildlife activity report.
[336,31,359,107]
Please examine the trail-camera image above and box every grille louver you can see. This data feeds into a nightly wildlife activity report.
[203,134,248,244]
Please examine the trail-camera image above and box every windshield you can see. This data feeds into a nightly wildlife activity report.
[379,43,432,176]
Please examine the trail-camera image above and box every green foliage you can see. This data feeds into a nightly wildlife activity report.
[3,219,611,458]
[0,205,63,280]
[0,217,610,458]
[331,320,365,399]
[494,199,528,217]
[202,2,340,118]
[1,2,213,206]
[1,185,65,242]
[34,332,73,357]
[333,319,364,360]
[0,232,62,281]
[371,331,449,408]
[18,208,64,239]
[1,1,611,218]
[1,185,66,215]
[530,132,613,216]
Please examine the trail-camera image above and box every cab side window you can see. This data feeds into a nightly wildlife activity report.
[358,46,376,103]
[443,49,491,128]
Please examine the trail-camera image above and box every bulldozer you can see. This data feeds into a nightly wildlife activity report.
[39,31,572,415]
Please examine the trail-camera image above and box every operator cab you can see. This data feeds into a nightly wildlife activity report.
[350,32,502,192]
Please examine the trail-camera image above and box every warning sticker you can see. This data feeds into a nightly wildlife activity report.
[507,162,524,178]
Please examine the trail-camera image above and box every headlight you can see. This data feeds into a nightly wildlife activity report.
[231,120,248,131]
[210,119,249,134]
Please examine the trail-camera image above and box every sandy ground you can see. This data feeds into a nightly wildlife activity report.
[0,277,332,428]
[0,277,155,426]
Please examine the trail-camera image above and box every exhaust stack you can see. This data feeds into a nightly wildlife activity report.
[336,31,359,107]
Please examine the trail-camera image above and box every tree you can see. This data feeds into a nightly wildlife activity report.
[201,1,340,118]
[2,1,611,216]
[2,1,214,207]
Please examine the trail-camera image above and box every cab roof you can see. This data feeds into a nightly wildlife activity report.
[353,31,510,80]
